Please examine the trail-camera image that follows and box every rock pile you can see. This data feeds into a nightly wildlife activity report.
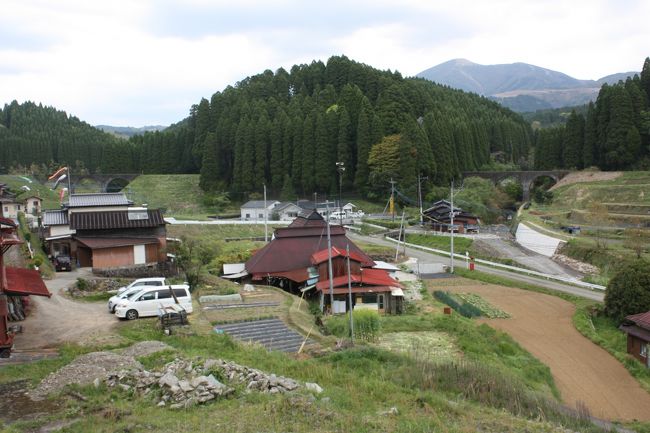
[104,357,308,409]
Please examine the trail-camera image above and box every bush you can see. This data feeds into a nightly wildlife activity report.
[76,278,90,291]
[604,259,650,323]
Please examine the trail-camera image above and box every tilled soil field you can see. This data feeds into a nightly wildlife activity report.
[439,280,650,422]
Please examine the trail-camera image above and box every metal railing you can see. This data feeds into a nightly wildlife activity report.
[384,236,606,291]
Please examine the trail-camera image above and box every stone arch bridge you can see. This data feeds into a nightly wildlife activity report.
[462,170,571,202]
[70,173,140,193]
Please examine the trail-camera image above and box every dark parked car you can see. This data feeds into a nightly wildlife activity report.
[54,255,72,272]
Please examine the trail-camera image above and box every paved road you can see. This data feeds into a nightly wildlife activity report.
[351,233,604,302]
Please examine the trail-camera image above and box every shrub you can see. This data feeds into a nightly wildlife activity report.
[76,278,90,291]
[604,259,650,323]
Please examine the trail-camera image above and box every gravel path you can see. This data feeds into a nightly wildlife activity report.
[444,282,650,422]
[13,268,119,350]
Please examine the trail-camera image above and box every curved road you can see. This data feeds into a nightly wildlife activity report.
[351,233,604,302]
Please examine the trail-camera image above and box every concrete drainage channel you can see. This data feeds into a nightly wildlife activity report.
[214,318,312,353]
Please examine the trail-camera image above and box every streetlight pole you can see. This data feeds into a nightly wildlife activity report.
[346,243,354,342]
[336,162,345,226]
[418,173,428,226]
[325,200,335,313]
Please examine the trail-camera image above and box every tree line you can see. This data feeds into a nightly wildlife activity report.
[534,57,650,171]
[0,56,532,198]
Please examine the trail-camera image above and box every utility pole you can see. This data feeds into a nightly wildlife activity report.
[346,243,354,342]
[417,173,427,226]
[263,183,268,242]
[395,210,406,261]
[325,200,335,313]
[389,178,397,223]
[450,179,456,273]
[336,162,345,226]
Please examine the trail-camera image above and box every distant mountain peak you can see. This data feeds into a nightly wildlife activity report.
[417,59,637,112]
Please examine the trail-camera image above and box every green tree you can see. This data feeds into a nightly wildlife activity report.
[280,174,296,200]
[604,260,650,323]
[199,132,220,191]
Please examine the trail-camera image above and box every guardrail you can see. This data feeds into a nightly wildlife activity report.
[384,236,606,291]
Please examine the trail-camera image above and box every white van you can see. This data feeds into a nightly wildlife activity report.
[116,277,167,295]
[114,286,193,320]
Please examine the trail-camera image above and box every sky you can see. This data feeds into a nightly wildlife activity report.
[1,0,648,126]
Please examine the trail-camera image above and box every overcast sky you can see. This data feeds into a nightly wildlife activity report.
[1,0,648,126]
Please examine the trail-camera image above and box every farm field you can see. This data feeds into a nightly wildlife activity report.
[429,277,650,421]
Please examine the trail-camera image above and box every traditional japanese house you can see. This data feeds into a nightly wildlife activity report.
[245,210,403,314]
[620,311,650,368]
[41,193,167,269]
[423,200,480,233]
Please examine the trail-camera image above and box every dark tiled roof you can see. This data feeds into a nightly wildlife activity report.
[76,237,158,249]
[43,210,69,226]
[70,209,165,230]
[241,200,278,209]
[66,193,132,207]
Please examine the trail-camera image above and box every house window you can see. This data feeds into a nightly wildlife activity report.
[642,343,648,358]
[289,212,297,217]
[3,206,7,212]
[245,213,250,218]
[259,213,263,218]
[17,205,21,210]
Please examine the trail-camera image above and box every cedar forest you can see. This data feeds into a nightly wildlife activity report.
[1,56,649,200]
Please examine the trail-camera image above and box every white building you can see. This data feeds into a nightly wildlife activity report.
[240,200,280,222]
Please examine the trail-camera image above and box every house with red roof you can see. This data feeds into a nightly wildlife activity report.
[245,210,403,314]
[620,311,650,368]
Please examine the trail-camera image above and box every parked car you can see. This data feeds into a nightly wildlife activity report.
[108,286,151,313]
[54,255,72,272]
[116,277,167,295]
[114,285,192,320]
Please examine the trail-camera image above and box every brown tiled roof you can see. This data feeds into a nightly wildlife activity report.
[70,209,165,230]
[5,267,51,297]
[625,311,650,331]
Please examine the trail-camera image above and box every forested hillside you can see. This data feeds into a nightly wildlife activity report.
[0,56,532,198]
[534,57,650,170]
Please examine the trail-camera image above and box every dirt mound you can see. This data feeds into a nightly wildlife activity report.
[120,341,174,358]
[29,351,142,400]
[550,171,622,190]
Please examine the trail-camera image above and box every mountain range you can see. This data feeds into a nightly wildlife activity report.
[417,59,637,112]
[96,124,167,138]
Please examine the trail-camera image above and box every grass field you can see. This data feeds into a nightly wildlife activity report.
[0,175,61,209]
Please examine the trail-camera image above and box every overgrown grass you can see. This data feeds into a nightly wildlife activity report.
[573,305,650,394]
[405,233,473,253]
[16,213,55,279]
[0,175,61,209]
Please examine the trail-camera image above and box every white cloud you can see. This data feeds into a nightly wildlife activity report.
[0,0,648,125]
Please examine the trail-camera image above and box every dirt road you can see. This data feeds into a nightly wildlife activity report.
[13,269,120,350]
[441,281,650,422]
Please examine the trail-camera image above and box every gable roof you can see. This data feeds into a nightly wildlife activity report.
[241,200,279,209]
[70,209,165,230]
[274,202,301,212]
[310,246,368,265]
[66,193,132,208]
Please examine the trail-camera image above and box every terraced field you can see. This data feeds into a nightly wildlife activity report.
[214,318,312,353]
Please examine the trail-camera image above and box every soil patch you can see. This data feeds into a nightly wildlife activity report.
[550,171,622,190]
[432,279,650,422]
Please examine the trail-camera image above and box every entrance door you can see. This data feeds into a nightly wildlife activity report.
[133,244,146,264]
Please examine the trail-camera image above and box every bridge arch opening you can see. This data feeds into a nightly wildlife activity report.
[105,178,131,193]
[529,175,558,204]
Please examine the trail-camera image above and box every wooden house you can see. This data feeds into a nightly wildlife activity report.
[41,193,167,270]
[620,311,650,368]
[245,210,403,314]
[423,200,480,233]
